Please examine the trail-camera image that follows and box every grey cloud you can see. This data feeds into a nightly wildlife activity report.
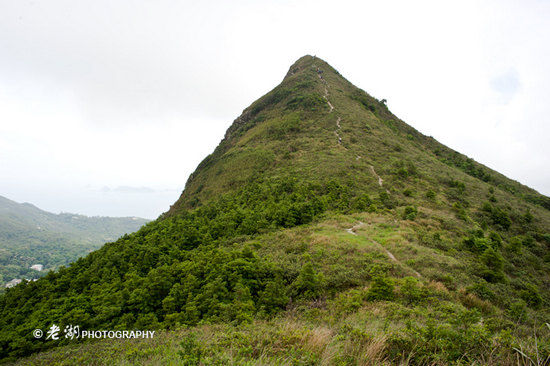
[0,1,246,125]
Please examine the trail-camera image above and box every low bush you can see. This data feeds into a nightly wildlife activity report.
[366,276,395,301]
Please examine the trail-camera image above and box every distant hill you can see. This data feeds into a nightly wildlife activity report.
[0,195,149,286]
[3,56,550,364]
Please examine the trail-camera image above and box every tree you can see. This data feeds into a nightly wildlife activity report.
[291,256,323,300]
[258,276,289,314]
[228,281,255,323]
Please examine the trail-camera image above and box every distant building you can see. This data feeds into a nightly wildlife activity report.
[30,264,44,271]
[5,279,22,288]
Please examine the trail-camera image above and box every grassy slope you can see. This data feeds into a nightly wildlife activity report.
[6,56,550,365]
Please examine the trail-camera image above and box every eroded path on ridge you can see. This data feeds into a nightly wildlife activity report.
[345,221,365,235]
[317,68,334,113]
[345,221,421,278]
[324,88,334,113]
[317,66,390,188]
[369,165,383,187]
[317,67,345,148]
[334,117,343,145]
[369,165,390,194]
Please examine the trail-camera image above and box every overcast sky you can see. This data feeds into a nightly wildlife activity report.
[0,0,549,219]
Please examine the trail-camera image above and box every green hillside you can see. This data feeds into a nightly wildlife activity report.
[2,56,549,365]
[0,195,149,287]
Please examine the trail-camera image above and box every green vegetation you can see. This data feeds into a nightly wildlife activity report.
[2,55,550,365]
[0,195,148,287]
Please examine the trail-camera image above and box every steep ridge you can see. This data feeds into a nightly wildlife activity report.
[2,55,550,365]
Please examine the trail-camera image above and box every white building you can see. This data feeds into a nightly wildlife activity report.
[5,279,22,288]
[30,264,44,271]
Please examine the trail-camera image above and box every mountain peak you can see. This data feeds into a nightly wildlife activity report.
[283,55,316,80]
[283,55,336,82]
[219,55,335,145]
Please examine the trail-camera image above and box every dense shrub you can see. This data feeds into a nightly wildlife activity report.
[425,190,436,200]
[378,192,396,209]
[447,179,466,192]
[508,236,523,253]
[352,194,372,211]
[508,300,527,322]
[488,231,502,248]
[366,276,395,301]
[290,256,324,300]
[519,284,543,309]
[400,277,423,305]
[403,206,418,220]
[480,247,505,283]
[482,203,512,230]
[351,90,377,113]
[394,161,418,179]
[463,236,491,253]
[286,93,325,111]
